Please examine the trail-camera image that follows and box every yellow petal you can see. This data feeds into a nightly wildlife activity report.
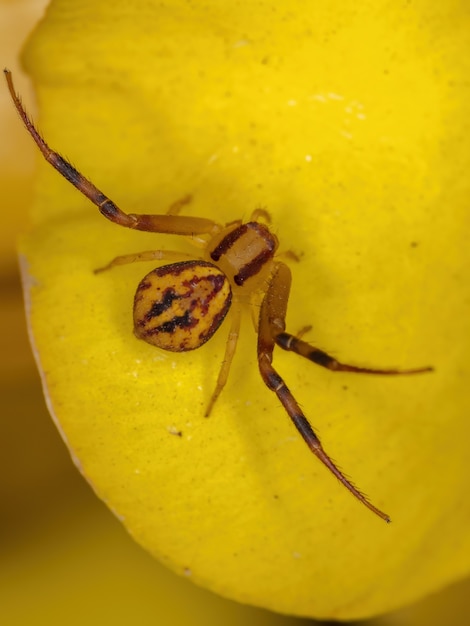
[376,578,470,626]
[16,0,470,619]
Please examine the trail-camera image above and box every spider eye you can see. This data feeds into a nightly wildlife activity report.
[133,260,232,352]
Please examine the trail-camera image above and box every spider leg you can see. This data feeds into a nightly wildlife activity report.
[296,325,313,340]
[258,261,391,522]
[277,249,301,263]
[166,195,193,215]
[205,305,242,417]
[163,195,216,248]
[250,207,272,223]
[275,333,433,375]
[94,249,200,273]
[4,69,220,237]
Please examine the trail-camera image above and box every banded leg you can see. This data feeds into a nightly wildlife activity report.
[275,333,433,376]
[4,69,221,237]
[257,261,391,522]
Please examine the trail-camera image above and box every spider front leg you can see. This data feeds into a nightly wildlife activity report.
[4,69,221,238]
[257,261,391,522]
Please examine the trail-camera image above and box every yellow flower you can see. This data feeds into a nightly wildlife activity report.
[6,0,470,621]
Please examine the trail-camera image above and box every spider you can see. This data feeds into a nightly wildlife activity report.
[5,68,432,523]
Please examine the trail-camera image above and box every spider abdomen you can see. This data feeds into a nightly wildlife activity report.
[133,260,232,351]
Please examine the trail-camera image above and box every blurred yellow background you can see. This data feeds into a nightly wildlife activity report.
[1,2,469,625]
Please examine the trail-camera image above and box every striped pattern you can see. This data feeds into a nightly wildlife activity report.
[134,261,232,351]
[211,221,277,286]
